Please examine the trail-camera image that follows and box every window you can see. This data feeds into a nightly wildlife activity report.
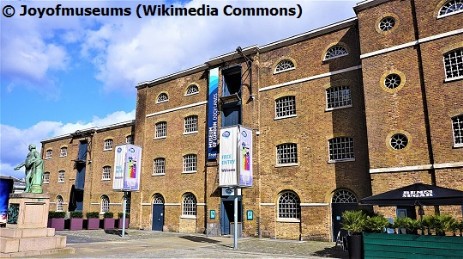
[102,166,111,180]
[126,135,134,144]
[326,86,352,110]
[390,133,408,150]
[101,195,110,213]
[384,74,401,89]
[43,172,50,184]
[155,122,167,138]
[157,93,169,103]
[329,137,354,162]
[153,158,166,175]
[452,115,463,147]
[186,84,199,95]
[184,115,198,133]
[278,191,300,220]
[443,49,463,81]
[182,193,197,216]
[438,0,463,17]
[276,143,298,165]
[45,149,52,159]
[59,147,67,157]
[332,189,357,203]
[274,59,295,73]
[183,154,197,173]
[58,170,65,183]
[153,194,164,204]
[379,16,395,32]
[56,195,64,212]
[324,45,348,60]
[275,96,296,118]
[104,139,113,150]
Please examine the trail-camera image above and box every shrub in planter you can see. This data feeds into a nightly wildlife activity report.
[48,211,66,231]
[422,215,434,235]
[342,210,367,259]
[117,212,130,229]
[86,211,100,230]
[69,211,83,231]
[103,212,115,230]
[365,215,389,233]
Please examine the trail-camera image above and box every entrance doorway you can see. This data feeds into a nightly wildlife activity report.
[152,194,164,231]
[221,196,242,235]
[331,189,358,241]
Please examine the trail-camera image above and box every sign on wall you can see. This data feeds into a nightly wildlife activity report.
[207,67,219,160]
[219,125,253,187]
[113,144,142,191]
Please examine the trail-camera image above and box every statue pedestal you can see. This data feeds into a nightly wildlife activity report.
[0,193,74,257]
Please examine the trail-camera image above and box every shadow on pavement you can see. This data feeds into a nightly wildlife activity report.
[180,235,221,243]
[313,246,348,258]
[104,229,128,236]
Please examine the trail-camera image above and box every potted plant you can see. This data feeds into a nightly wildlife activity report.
[69,211,83,230]
[103,212,115,230]
[365,215,389,233]
[86,211,100,230]
[117,212,130,229]
[422,215,434,235]
[394,217,412,234]
[48,211,66,231]
[342,210,367,259]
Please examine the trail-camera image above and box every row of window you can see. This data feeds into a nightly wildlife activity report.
[156,85,199,103]
[155,115,198,138]
[104,135,133,151]
[45,147,68,160]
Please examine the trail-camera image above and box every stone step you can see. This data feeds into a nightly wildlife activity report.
[0,235,66,254]
[0,228,55,238]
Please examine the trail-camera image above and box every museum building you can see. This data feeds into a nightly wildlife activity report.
[41,0,463,241]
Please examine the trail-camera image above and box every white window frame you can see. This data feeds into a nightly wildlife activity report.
[102,166,111,181]
[326,86,352,110]
[58,170,65,183]
[183,154,197,173]
[438,0,463,18]
[104,139,113,151]
[328,137,355,163]
[278,191,301,221]
[276,143,298,166]
[155,122,167,139]
[56,196,64,212]
[43,172,50,184]
[185,85,199,96]
[101,196,110,213]
[275,96,297,119]
[452,115,463,147]
[153,158,166,175]
[274,59,295,74]
[184,115,198,134]
[443,48,463,82]
[324,45,349,61]
[59,147,67,157]
[182,193,197,217]
[45,149,52,159]
[157,93,169,103]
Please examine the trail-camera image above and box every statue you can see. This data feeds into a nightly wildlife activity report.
[14,144,44,194]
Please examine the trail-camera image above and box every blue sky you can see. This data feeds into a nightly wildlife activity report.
[1,0,357,178]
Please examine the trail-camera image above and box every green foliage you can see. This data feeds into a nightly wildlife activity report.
[86,212,100,218]
[365,215,389,233]
[48,211,66,218]
[118,212,130,218]
[70,211,83,218]
[341,210,367,234]
[103,212,114,218]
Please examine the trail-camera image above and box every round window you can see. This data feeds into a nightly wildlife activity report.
[390,133,408,150]
[379,17,395,32]
[384,74,401,89]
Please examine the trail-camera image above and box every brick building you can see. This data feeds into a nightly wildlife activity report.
[41,0,462,241]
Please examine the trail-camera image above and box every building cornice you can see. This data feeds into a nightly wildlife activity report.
[354,0,390,13]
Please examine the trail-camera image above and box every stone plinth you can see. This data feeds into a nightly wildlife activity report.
[0,193,74,257]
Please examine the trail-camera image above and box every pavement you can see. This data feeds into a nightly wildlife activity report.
[33,229,348,258]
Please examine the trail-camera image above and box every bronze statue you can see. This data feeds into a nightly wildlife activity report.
[14,144,44,194]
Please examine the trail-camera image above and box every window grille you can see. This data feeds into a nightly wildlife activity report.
[58,170,65,182]
[276,143,298,165]
[275,59,295,73]
[384,74,401,89]
[186,85,199,95]
[443,49,463,80]
[153,158,166,175]
[155,122,167,138]
[332,190,357,203]
[101,196,110,213]
[439,0,463,17]
[153,194,164,204]
[157,93,169,103]
[182,193,197,216]
[452,115,463,147]
[184,116,198,133]
[43,172,50,184]
[278,191,301,219]
[379,17,395,31]
[324,45,348,60]
[56,196,64,211]
[326,86,352,109]
[59,147,67,157]
[46,150,52,159]
[183,154,197,172]
[329,137,354,162]
[102,166,111,180]
[390,133,408,150]
[275,96,296,118]
[104,139,113,150]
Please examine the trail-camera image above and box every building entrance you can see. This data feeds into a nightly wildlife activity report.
[220,196,242,235]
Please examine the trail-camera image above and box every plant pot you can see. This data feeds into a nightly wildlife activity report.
[104,218,115,230]
[70,218,83,230]
[117,218,130,229]
[48,218,65,231]
[347,234,363,259]
[87,218,100,230]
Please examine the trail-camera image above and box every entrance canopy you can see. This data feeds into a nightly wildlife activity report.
[360,183,463,206]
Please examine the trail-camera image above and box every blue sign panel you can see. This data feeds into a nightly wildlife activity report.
[207,67,219,160]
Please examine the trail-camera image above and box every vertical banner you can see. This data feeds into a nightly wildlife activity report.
[113,144,142,191]
[207,67,219,160]
[238,126,253,187]
[219,127,238,186]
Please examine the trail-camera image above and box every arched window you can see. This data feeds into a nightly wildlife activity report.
[274,59,295,73]
[324,45,348,60]
[56,195,64,211]
[332,189,357,203]
[443,48,463,80]
[278,191,301,219]
[186,85,199,95]
[153,193,164,204]
[157,93,169,103]
[182,193,197,216]
[438,0,463,17]
[101,195,110,213]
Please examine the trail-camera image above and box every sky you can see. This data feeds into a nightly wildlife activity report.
[1,0,358,179]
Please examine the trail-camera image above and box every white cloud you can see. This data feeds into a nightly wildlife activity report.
[0,110,135,178]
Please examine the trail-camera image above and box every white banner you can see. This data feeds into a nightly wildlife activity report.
[113,144,142,191]
[219,127,238,186]
[238,126,253,187]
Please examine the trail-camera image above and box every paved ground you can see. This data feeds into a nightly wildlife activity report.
[35,229,348,258]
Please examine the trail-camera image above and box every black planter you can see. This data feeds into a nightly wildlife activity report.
[347,234,363,259]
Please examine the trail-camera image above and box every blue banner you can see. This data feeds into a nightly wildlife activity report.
[207,67,219,160]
